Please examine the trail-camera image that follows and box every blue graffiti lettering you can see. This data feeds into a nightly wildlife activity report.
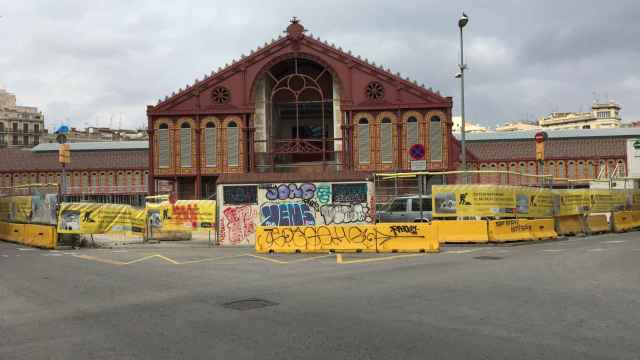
[260,203,316,226]
[266,183,316,201]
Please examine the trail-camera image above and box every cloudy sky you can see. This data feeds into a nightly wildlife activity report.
[1,0,638,131]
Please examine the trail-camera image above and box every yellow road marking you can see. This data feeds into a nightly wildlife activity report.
[336,253,428,265]
[178,254,250,265]
[73,254,128,266]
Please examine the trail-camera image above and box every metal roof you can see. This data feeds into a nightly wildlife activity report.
[32,141,149,152]
[456,128,640,142]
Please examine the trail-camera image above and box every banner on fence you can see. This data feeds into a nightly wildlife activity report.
[146,200,216,232]
[555,189,591,216]
[589,190,627,213]
[432,185,516,217]
[57,203,145,235]
[514,187,555,218]
[0,195,58,225]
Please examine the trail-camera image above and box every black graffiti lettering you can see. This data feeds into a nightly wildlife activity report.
[389,225,418,236]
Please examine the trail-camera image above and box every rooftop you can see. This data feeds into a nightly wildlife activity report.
[32,141,149,152]
[456,128,640,142]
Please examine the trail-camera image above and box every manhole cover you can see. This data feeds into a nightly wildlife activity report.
[222,298,278,311]
[473,256,503,260]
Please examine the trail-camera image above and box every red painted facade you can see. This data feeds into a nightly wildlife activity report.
[147,20,456,199]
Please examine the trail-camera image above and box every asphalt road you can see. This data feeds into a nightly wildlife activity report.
[1,233,640,360]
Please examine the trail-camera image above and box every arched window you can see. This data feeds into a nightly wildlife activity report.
[180,122,192,167]
[380,118,393,164]
[499,163,508,184]
[158,123,170,168]
[406,116,418,153]
[577,161,585,179]
[429,116,442,161]
[567,160,576,179]
[557,161,566,178]
[607,160,616,177]
[204,122,217,167]
[617,160,626,177]
[587,161,595,179]
[357,118,370,165]
[227,121,239,167]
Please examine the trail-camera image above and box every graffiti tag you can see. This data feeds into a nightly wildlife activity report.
[316,185,331,204]
[319,203,372,225]
[389,225,418,236]
[220,205,257,245]
[266,183,316,201]
[260,202,316,226]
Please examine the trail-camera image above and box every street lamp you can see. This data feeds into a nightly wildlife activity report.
[457,12,469,183]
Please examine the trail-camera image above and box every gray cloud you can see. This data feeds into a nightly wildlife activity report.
[0,0,638,131]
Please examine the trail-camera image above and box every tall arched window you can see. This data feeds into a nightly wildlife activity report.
[557,160,566,178]
[607,160,616,177]
[227,121,239,167]
[358,118,370,165]
[587,161,595,179]
[567,160,576,179]
[598,160,606,177]
[577,161,585,179]
[158,123,170,168]
[180,122,192,167]
[429,116,442,161]
[380,118,393,164]
[617,160,626,177]
[204,122,217,167]
[406,116,418,153]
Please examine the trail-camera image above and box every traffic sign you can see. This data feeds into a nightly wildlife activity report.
[409,144,425,161]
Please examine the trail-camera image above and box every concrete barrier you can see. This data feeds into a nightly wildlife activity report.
[488,219,535,242]
[376,223,439,253]
[630,210,640,229]
[612,211,636,233]
[587,215,610,234]
[24,224,57,249]
[434,220,489,244]
[256,223,439,253]
[6,223,25,243]
[529,219,558,240]
[555,215,585,236]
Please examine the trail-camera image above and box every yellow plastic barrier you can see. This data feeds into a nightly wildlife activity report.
[612,211,636,233]
[529,219,558,240]
[376,223,439,253]
[0,221,9,240]
[586,215,610,234]
[555,215,585,236]
[255,223,440,253]
[6,223,25,243]
[434,220,489,243]
[630,210,640,229]
[488,219,535,242]
[24,224,57,249]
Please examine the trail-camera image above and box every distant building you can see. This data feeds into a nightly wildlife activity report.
[452,116,488,133]
[43,126,148,143]
[0,88,47,148]
[538,101,621,130]
[495,121,540,132]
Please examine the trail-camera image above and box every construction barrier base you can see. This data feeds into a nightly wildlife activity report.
[434,220,489,244]
[612,211,639,233]
[256,223,439,254]
[555,215,585,236]
[0,221,57,249]
[587,215,610,234]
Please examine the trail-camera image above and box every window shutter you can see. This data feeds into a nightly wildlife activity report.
[227,127,239,167]
[429,118,442,161]
[180,128,192,167]
[158,129,170,168]
[406,121,418,150]
[358,124,370,165]
[205,128,217,167]
[380,122,393,164]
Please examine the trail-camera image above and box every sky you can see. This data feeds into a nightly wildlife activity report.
[1,0,639,131]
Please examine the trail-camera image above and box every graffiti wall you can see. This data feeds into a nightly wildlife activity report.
[217,181,374,246]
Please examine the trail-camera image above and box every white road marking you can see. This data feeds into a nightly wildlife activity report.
[445,249,483,254]
[495,250,511,253]
[111,250,128,253]
[542,249,564,253]
[17,248,35,251]
[1,254,8,257]
[42,253,63,256]
[588,248,607,252]
[602,240,625,244]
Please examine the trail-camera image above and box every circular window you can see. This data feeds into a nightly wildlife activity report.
[365,81,385,100]
[211,86,231,104]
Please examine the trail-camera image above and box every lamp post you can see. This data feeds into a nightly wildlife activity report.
[456,12,469,183]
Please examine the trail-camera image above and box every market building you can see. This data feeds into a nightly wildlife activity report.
[146,19,457,200]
